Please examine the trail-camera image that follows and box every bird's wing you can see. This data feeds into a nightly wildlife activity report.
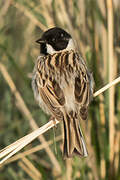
[34,55,65,120]
[39,84,65,120]
[74,54,93,120]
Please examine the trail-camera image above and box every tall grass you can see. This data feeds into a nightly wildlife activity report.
[0,0,120,179]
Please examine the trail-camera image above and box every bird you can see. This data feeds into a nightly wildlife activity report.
[32,27,94,158]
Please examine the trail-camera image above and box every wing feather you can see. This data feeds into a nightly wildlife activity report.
[39,87,63,120]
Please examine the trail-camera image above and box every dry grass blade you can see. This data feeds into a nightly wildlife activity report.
[0,75,119,165]
[0,63,61,173]
[114,131,120,174]
[107,0,115,169]
[93,76,120,97]
[18,161,40,180]
[98,0,107,79]
[100,158,106,179]
[0,119,59,164]
[20,21,35,67]
[99,94,106,178]
[0,0,11,17]
[0,133,34,158]
[3,135,62,165]
[13,2,46,31]
[35,1,55,27]
[66,159,72,180]
[21,157,42,179]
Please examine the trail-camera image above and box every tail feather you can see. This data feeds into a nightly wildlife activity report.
[63,112,88,158]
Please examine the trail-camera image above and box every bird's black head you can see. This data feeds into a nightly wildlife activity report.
[36,27,74,55]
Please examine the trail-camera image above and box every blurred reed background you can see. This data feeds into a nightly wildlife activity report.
[0,0,120,179]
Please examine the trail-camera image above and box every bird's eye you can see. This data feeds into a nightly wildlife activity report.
[52,38,55,41]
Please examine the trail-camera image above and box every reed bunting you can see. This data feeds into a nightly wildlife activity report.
[32,27,94,158]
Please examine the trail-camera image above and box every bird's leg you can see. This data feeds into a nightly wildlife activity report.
[49,116,57,128]
[49,116,58,154]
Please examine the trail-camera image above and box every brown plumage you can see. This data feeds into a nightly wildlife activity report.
[32,27,94,158]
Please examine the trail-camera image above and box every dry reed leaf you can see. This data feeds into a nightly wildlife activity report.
[100,158,106,179]
[114,131,120,173]
[99,94,105,126]
[0,0,11,18]
[35,1,55,27]
[22,157,41,178]
[98,0,107,79]
[18,161,40,180]
[20,22,35,67]
[0,63,61,173]
[13,2,46,31]
[85,119,99,180]
[3,135,62,165]
[107,0,115,166]
[99,94,106,178]
[66,159,72,180]
[93,76,120,97]
[0,118,59,164]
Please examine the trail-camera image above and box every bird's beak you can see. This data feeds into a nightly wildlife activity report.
[36,38,45,44]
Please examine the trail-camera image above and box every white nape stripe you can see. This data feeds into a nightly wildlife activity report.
[66,39,75,51]
[46,44,56,55]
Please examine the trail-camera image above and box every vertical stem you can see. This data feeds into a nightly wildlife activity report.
[107,0,115,171]
[66,159,72,180]
[98,0,107,80]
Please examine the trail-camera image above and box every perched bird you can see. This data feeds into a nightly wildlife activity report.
[32,27,94,158]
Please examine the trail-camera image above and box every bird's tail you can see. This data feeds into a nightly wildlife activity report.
[63,111,88,158]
